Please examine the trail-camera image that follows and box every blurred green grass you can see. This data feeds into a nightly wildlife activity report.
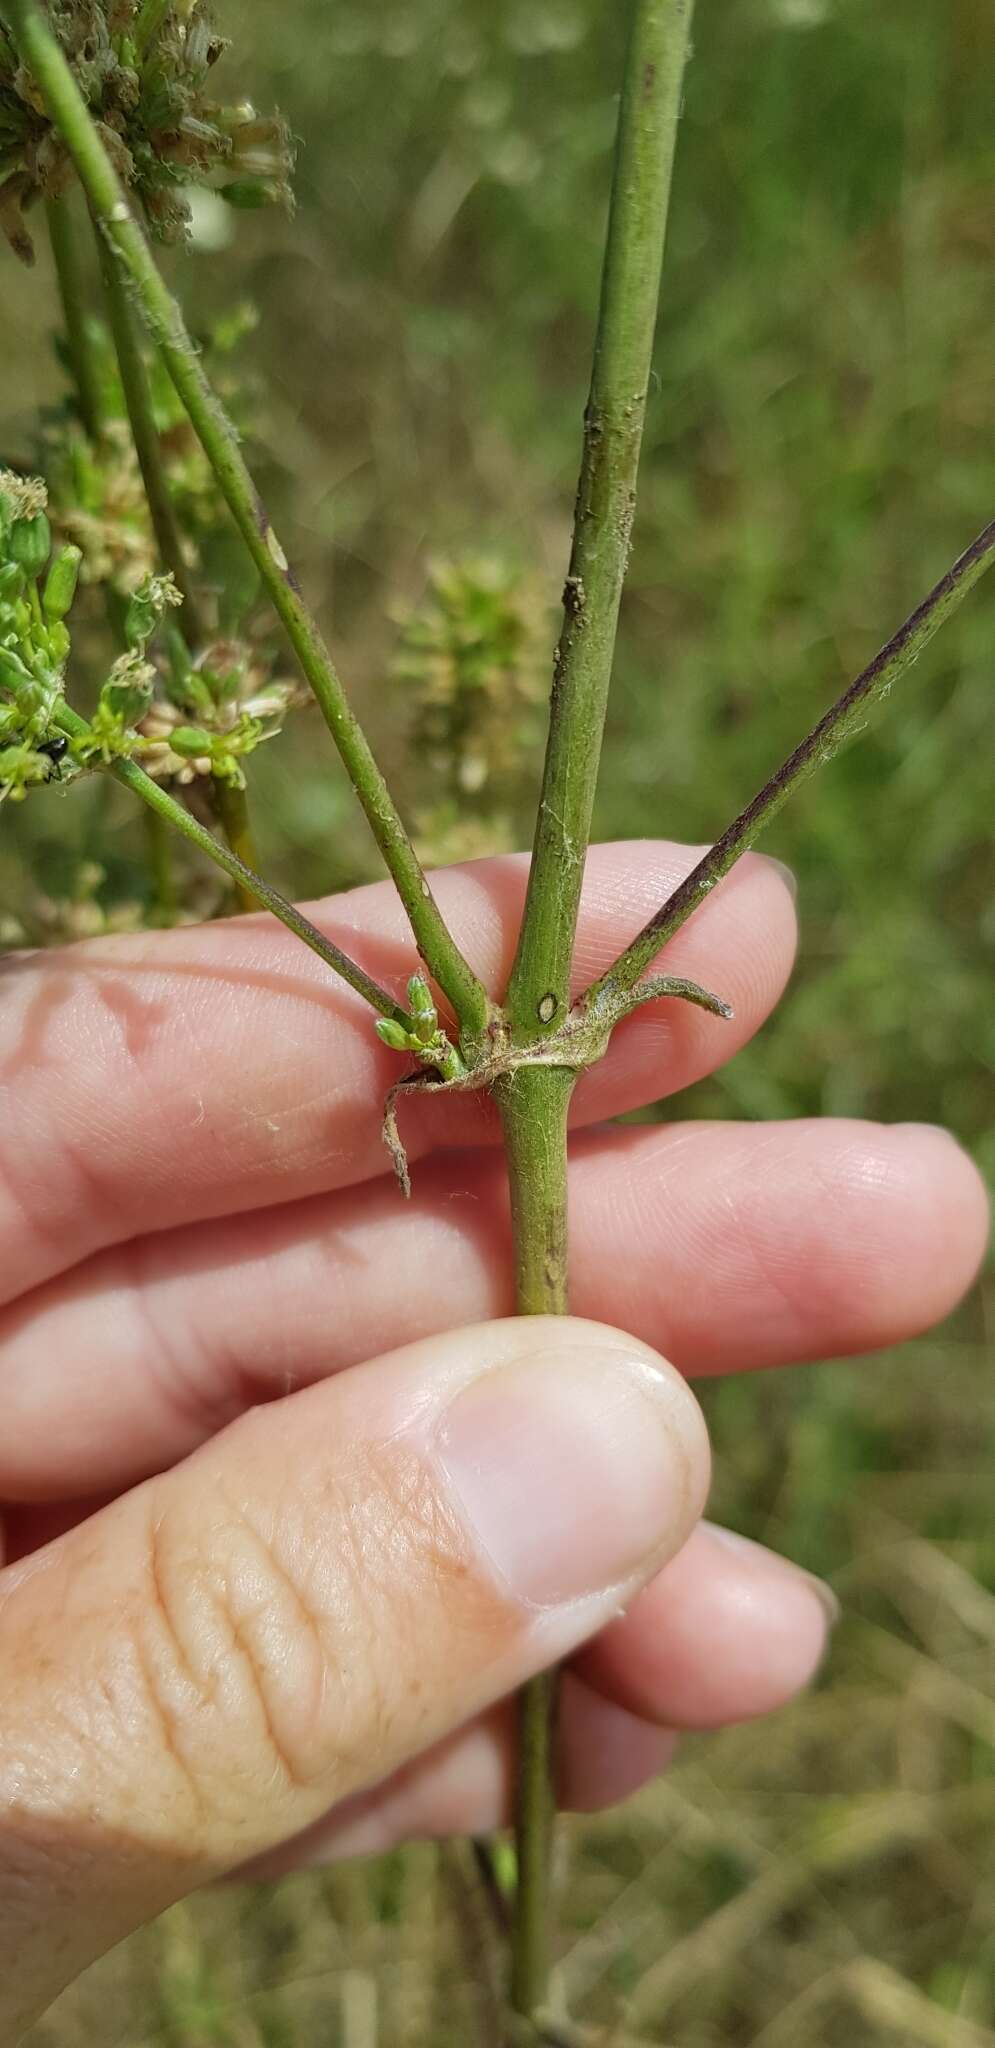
[7,0,995,2040]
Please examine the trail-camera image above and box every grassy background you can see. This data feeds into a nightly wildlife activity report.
[6,0,995,2039]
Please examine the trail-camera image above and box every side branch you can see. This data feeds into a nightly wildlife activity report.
[51,703,410,1025]
[3,0,489,1037]
[585,515,995,1006]
[94,227,203,635]
[506,0,695,1040]
[45,195,102,440]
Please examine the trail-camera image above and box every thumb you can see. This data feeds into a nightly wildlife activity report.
[0,1315,708,2036]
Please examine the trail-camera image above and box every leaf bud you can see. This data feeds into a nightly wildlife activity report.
[42,545,83,622]
[375,1018,413,1054]
[8,511,51,578]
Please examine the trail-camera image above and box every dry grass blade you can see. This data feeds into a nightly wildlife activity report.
[625,1785,995,2026]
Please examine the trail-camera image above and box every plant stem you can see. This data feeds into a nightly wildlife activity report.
[494,2,695,2021]
[506,0,695,1041]
[212,775,259,913]
[586,513,995,1006]
[50,703,410,1024]
[94,226,203,635]
[143,804,176,924]
[4,0,489,1038]
[45,194,102,440]
[493,1064,576,2022]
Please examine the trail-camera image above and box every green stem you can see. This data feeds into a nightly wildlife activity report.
[45,194,102,440]
[212,774,259,914]
[94,226,203,637]
[492,1064,576,2023]
[4,0,488,1038]
[494,2,694,2022]
[506,0,694,1041]
[586,513,995,1006]
[50,703,410,1025]
[143,803,176,924]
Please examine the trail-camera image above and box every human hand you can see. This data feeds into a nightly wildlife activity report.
[0,841,986,2036]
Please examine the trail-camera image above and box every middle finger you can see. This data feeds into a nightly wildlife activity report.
[0,1116,980,1500]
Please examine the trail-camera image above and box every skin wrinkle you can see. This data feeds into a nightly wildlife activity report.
[126,1238,244,1447]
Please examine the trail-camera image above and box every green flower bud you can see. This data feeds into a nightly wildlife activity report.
[124,590,157,650]
[375,1018,413,1054]
[100,670,155,726]
[168,724,214,758]
[407,973,436,1018]
[406,973,439,1045]
[42,545,83,623]
[0,562,24,604]
[221,180,270,211]
[8,512,51,578]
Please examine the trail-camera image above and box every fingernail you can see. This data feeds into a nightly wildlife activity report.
[706,1522,840,1630]
[760,855,798,902]
[438,1347,703,1610]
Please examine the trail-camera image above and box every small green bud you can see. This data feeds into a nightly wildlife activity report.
[124,573,183,651]
[168,724,213,758]
[42,545,83,623]
[99,663,155,726]
[0,562,25,604]
[221,180,270,211]
[0,646,31,690]
[124,590,157,650]
[8,512,51,578]
[407,974,436,1019]
[47,622,71,665]
[406,973,439,1045]
[375,1018,413,1054]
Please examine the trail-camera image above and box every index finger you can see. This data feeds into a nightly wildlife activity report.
[0,840,796,1304]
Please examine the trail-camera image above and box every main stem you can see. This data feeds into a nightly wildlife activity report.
[3,0,488,1037]
[45,195,102,440]
[494,1065,576,2021]
[507,0,695,1040]
[497,2,694,2026]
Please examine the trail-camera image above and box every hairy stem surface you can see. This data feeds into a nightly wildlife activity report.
[45,195,102,440]
[3,0,488,1035]
[493,1064,576,2018]
[587,514,995,1005]
[507,0,694,1039]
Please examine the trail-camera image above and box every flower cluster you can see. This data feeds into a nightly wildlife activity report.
[135,635,305,790]
[393,554,548,799]
[0,469,81,798]
[0,1,294,263]
[375,974,466,1083]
